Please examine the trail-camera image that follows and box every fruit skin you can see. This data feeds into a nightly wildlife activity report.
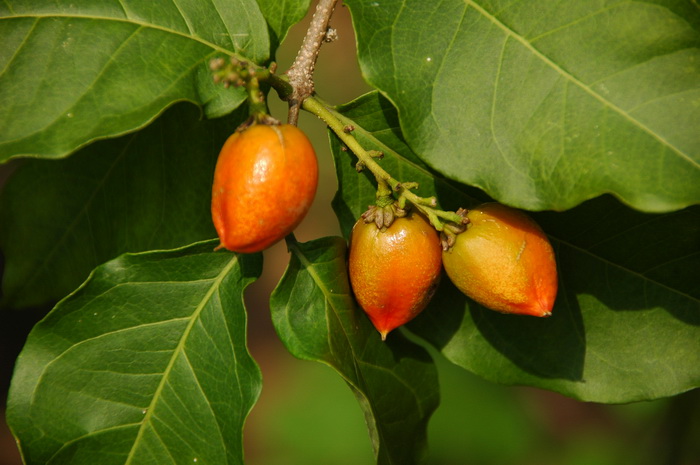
[211,124,318,253]
[442,203,557,317]
[348,213,442,340]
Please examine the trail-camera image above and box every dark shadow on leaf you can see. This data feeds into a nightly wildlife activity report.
[469,273,586,381]
[410,272,586,382]
[406,274,467,351]
[534,196,700,326]
[370,92,404,145]
[385,330,435,365]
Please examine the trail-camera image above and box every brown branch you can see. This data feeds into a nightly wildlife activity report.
[285,0,339,125]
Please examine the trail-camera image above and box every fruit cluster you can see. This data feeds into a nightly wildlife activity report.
[210,123,557,341]
[348,202,558,339]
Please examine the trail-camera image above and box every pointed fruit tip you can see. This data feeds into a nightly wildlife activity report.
[530,302,553,317]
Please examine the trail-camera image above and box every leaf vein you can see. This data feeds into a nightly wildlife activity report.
[0,17,36,78]
[124,254,240,464]
[168,0,194,36]
[463,0,697,168]
[181,350,227,447]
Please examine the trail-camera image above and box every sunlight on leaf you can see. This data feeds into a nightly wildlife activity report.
[6,241,262,465]
[0,0,309,161]
[345,0,700,212]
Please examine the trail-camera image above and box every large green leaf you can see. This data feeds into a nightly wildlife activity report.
[270,236,439,465]
[0,102,246,309]
[6,241,262,465]
[344,0,700,213]
[330,91,700,403]
[0,0,307,162]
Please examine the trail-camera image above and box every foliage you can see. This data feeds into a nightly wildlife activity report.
[1,0,698,464]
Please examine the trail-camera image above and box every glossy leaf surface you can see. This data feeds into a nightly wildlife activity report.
[330,92,700,403]
[270,236,439,464]
[0,0,309,161]
[345,0,700,212]
[6,241,262,465]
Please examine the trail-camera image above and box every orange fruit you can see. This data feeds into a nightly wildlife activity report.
[442,203,557,316]
[211,124,318,253]
[348,212,442,339]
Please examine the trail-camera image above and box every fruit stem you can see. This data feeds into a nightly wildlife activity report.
[261,71,294,100]
[375,179,394,207]
[303,96,392,179]
[210,57,292,126]
[245,73,268,123]
[302,96,464,232]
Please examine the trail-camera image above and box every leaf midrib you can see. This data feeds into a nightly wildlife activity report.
[123,253,240,465]
[2,12,241,57]
[464,0,698,168]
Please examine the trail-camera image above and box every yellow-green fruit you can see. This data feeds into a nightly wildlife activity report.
[442,203,557,317]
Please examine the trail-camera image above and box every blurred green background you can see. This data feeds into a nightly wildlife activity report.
[1,2,699,465]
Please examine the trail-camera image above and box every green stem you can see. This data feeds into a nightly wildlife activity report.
[246,75,267,122]
[301,96,462,231]
[257,69,294,102]
[375,179,394,207]
[302,97,394,185]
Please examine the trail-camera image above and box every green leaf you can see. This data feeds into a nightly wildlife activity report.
[0,0,270,162]
[256,0,312,52]
[329,92,490,240]
[6,241,262,465]
[330,91,700,403]
[270,236,439,465]
[0,102,246,309]
[344,0,700,212]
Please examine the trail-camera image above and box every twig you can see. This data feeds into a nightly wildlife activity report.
[302,96,468,236]
[285,0,339,125]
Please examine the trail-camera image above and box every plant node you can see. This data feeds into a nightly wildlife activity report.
[209,56,278,125]
[439,208,470,251]
[299,92,469,242]
[361,202,407,230]
[399,181,419,191]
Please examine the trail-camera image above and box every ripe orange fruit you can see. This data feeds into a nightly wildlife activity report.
[211,124,318,253]
[348,212,442,340]
[442,203,557,317]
